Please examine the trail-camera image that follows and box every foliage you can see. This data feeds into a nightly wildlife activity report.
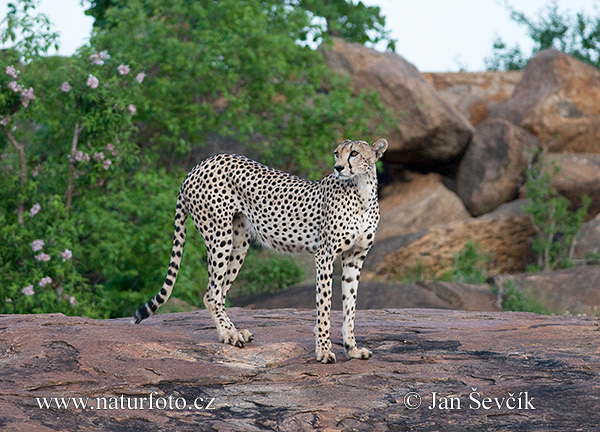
[399,242,490,284]
[232,250,305,298]
[486,1,600,71]
[0,195,104,316]
[1,2,145,317]
[493,281,554,315]
[400,261,426,284]
[1,0,59,61]
[85,0,395,50]
[442,241,490,284]
[298,0,395,50]
[86,0,391,178]
[2,0,392,317]
[485,37,528,71]
[522,147,590,271]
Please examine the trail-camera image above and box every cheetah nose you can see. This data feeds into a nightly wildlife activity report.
[334,165,344,172]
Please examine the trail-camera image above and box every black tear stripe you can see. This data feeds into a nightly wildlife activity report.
[347,155,353,171]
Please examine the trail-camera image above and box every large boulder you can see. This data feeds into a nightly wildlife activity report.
[574,212,600,259]
[545,153,600,217]
[376,215,536,280]
[456,118,539,216]
[492,49,600,153]
[492,265,600,315]
[425,71,523,126]
[377,172,471,240]
[323,38,473,165]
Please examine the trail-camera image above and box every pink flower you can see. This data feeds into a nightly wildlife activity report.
[0,115,10,127]
[117,64,130,75]
[87,74,99,89]
[39,276,52,287]
[89,52,105,65]
[8,81,22,93]
[103,159,112,170]
[35,252,51,262]
[105,143,116,155]
[29,203,41,217]
[61,81,72,92]
[135,72,146,83]
[31,239,44,251]
[21,87,35,100]
[62,249,73,261]
[6,65,19,78]
[127,104,136,115]
[93,151,105,161]
[20,87,35,107]
[22,285,34,296]
[73,151,90,163]
[69,296,77,306]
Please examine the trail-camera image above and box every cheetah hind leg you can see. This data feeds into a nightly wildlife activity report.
[202,215,253,348]
[221,213,254,346]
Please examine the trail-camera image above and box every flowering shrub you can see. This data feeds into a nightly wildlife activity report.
[0,30,145,316]
[0,0,383,318]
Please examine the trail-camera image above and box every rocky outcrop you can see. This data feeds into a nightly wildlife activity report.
[233,281,500,312]
[425,70,522,125]
[323,38,473,165]
[492,265,600,316]
[377,172,471,240]
[2,310,599,431]
[574,213,600,259]
[492,49,600,153]
[456,118,539,216]
[376,215,536,280]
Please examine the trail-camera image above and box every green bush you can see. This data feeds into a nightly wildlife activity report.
[494,281,554,315]
[443,241,490,284]
[232,250,305,299]
[523,148,589,271]
[0,195,103,317]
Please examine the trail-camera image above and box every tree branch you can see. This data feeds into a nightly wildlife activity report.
[65,122,83,215]
[5,131,28,224]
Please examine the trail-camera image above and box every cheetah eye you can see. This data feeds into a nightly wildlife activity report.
[334,151,339,158]
[350,150,359,157]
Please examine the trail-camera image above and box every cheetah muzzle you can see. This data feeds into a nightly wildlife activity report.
[133,138,388,363]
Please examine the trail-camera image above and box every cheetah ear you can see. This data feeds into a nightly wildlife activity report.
[372,138,388,160]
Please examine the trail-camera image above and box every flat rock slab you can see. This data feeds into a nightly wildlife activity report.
[1,309,599,431]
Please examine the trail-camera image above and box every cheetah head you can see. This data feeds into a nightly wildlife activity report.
[333,138,388,179]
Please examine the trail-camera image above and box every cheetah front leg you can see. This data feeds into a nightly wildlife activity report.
[314,249,336,363]
[340,246,372,360]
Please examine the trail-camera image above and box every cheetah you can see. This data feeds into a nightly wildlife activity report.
[133,138,388,363]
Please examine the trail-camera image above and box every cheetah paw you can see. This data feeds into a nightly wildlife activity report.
[316,350,336,364]
[347,347,372,360]
[221,329,254,348]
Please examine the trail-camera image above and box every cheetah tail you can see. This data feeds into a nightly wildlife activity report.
[131,192,188,324]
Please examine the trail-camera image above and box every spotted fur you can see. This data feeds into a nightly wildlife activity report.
[132,138,388,363]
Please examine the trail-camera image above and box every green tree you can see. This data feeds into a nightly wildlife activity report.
[486,1,600,71]
[523,148,590,271]
[85,0,394,50]
[86,0,390,177]
[1,0,59,61]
